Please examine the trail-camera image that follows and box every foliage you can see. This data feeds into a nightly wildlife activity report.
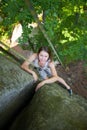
[31,0,87,63]
[0,0,33,42]
[0,0,87,65]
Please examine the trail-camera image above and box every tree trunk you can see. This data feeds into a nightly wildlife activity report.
[25,0,63,66]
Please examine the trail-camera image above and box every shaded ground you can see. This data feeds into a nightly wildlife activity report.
[9,44,87,100]
[1,41,87,99]
[56,61,87,99]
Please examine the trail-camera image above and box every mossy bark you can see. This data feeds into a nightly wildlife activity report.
[0,54,87,130]
[10,83,87,130]
[0,55,35,129]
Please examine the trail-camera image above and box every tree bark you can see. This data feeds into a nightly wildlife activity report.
[25,0,63,66]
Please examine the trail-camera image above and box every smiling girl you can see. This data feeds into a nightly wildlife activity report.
[21,46,72,95]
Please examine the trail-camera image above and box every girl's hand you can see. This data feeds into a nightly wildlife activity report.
[35,81,45,92]
[32,72,38,81]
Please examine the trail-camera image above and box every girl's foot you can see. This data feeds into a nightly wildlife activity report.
[68,89,72,96]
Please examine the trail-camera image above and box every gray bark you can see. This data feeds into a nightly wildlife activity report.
[0,52,87,130]
[0,55,35,129]
[10,83,87,130]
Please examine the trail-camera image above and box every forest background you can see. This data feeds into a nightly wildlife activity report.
[0,0,87,66]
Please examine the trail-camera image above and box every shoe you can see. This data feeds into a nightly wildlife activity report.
[68,89,72,96]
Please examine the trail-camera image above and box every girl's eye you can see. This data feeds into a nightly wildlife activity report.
[40,55,43,57]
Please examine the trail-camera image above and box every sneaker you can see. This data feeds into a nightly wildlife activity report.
[68,89,72,96]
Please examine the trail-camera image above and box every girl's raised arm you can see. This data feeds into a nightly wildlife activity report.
[21,53,38,81]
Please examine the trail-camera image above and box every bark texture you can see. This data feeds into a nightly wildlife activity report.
[0,55,35,129]
[10,81,87,130]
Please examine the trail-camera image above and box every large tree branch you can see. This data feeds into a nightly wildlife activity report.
[25,0,64,67]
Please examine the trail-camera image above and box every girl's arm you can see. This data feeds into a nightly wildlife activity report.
[35,62,71,91]
[21,53,38,81]
[35,62,58,91]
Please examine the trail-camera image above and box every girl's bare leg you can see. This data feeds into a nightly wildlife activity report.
[55,76,72,95]
[56,76,70,89]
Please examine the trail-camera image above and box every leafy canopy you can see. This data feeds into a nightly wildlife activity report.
[0,0,87,65]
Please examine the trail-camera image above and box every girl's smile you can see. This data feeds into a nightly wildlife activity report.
[38,51,49,67]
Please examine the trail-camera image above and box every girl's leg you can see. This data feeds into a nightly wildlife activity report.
[56,76,72,95]
[57,76,70,89]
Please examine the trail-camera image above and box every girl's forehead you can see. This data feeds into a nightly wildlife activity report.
[39,50,49,55]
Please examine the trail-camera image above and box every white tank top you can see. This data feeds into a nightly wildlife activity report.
[33,58,52,80]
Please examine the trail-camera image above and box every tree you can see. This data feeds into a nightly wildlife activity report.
[0,0,87,65]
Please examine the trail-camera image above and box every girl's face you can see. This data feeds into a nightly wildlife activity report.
[38,50,49,64]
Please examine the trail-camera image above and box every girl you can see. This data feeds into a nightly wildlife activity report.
[21,46,72,95]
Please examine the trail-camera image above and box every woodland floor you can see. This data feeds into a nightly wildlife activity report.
[56,61,87,99]
[10,44,87,99]
[2,41,87,99]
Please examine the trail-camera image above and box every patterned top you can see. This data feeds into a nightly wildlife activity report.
[32,58,52,80]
